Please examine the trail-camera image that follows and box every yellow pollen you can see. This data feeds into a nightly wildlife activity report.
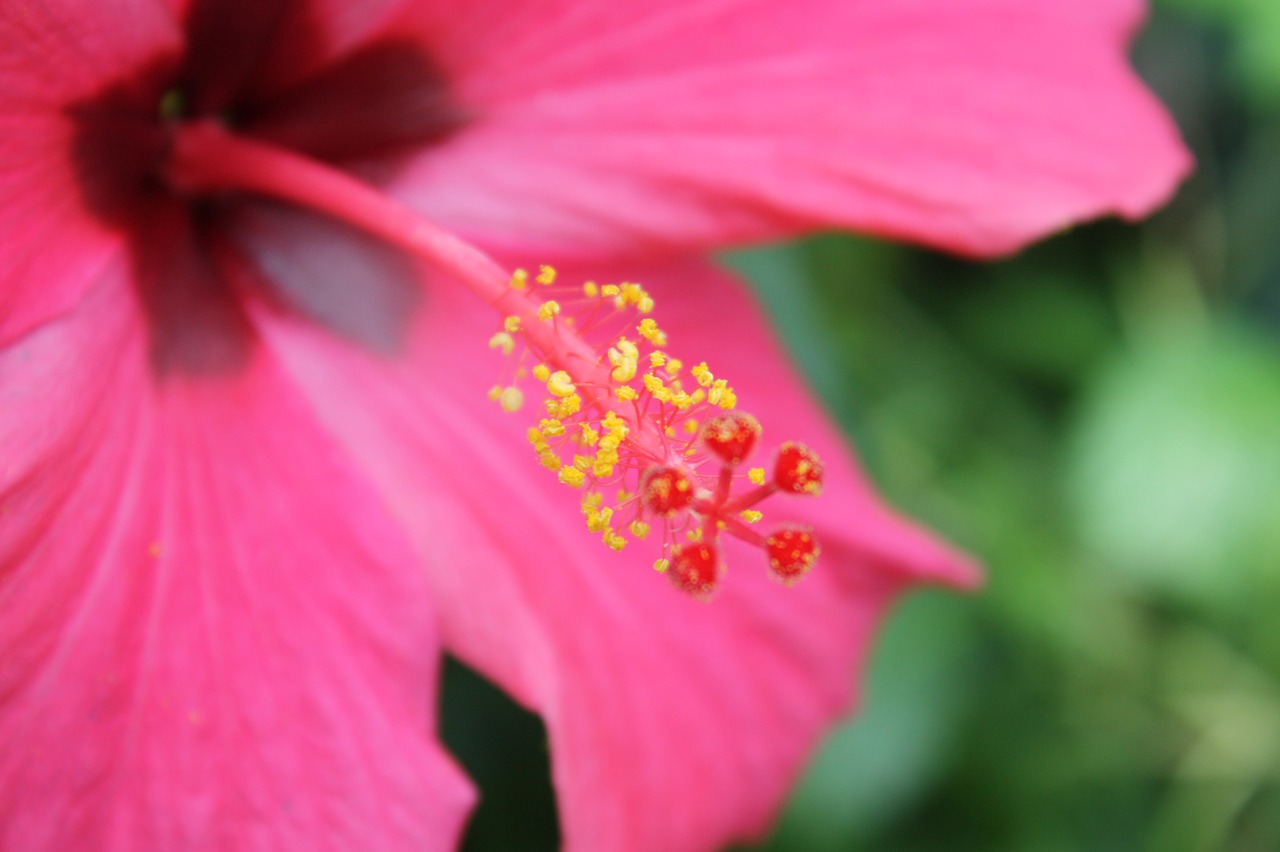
[691,362,714,387]
[558,465,586,488]
[580,424,600,446]
[539,451,561,470]
[487,385,502,401]
[666,358,683,376]
[586,507,613,532]
[608,337,640,382]
[637,318,667,346]
[653,558,670,573]
[616,386,638,401]
[583,281,599,298]
[650,351,667,369]
[538,300,561,321]
[740,510,763,524]
[532,363,551,382]
[601,284,621,298]
[604,530,628,552]
[504,316,521,333]
[488,331,515,356]
[536,265,557,285]
[498,387,524,412]
[629,520,651,539]
[546,370,576,398]
[557,393,582,417]
[539,418,566,437]
[511,269,529,290]
[683,419,700,435]
[527,427,544,445]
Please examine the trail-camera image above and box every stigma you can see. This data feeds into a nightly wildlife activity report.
[490,266,824,599]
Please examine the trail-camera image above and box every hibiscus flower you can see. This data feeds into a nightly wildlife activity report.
[0,1,1188,850]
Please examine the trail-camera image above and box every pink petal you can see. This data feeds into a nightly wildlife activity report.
[390,0,1189,257]
[241,223,976,851]
[0,0,179,344]
[0,260,473,849]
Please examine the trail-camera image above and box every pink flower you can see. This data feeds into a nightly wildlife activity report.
[0,1,1187,851]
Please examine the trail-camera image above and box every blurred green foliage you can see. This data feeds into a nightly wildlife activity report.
[443,3,1280,849]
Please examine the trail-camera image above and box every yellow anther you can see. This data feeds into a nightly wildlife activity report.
[683,419,700,435]
[546,370,576,398]
[637,294,655,314]
[538,300,561,321]
[608,337,640,382]
[653,558,670,573]
[580,424,600,446]
[527,427,545,445]
[532,363,551,382]
[740,510,763,524]
[708,379,736,409]
[748,467,766,485]
[586,507,613,532]
[536,265,557,285]
[583,281,599,298]
[582,493,603,510]
[504,316,521,333]
[689,388,706,405]
[488,331,515,356]
[555,393,582,418]
[616,489,633,503]
[601,284,621,297]
[666,358,683,376]
[691,362,714,387]
[642,373,664,395]
[637,318,667,345]
[629,521,651,539]
[670,390,693,410]
[616,386,638,401]
[649,351,667,369]
[573,454,594,471]
[511,268,529,290]
[487,385,502,401]
[592,460,616,478]
[687,528,703,542]
[602,412,629,438]
[603,530,628,552]
[540,451,562,471]
[558,465,586,488]
[539,418,566,437]
[498,387,524,413]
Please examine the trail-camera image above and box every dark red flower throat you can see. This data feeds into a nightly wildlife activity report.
[68,0,466,371]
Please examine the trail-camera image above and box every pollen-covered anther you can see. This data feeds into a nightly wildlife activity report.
[497,387,523,412]
[639,465,696,517]
[546,370,576,398]
[668,541,723,598]
[608,338,640,382]
[775,441,824,495]
[765,525,820,584]
[700,411,762,467]
[488,331,515,356]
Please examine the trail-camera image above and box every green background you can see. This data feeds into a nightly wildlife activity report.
[443,3,1280,849]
